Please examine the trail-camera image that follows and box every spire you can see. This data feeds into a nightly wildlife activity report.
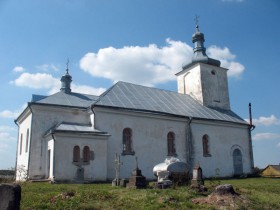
[192,16,208,63]
[190,17,221,67]
[60,60,72,93]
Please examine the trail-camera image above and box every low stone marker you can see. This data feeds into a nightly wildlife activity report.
[127,157,147,189]
[0,183,21,210]
[191,164,204,187]
[213,184,237,195]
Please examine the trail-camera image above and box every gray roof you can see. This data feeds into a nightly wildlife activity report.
[32,91,99,108]
[45,122,108,136]
[31,81,246,125]
[94,81,246,124]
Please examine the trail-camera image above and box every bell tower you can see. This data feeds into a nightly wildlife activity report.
[176,23,230,110]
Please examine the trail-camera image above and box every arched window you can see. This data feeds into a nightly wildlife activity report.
[83,146,90,162]
[122,128,134,155]
[167,132,176,156]
[202,134,210,157]
[19,134,23,155]
[73,146,80,162]
[25,129,29,153]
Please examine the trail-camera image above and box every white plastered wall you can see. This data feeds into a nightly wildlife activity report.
[16,109,32,181]
[177,63,230,110]
[27,105,90,179]
[190,120,252,177]
[94,107,189,180]
[52,133,108,181]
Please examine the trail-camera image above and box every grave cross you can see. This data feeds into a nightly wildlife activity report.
[114,153,122,186]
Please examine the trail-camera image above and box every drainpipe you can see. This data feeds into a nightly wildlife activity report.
[248,103,255,170]
[51,132,56,182]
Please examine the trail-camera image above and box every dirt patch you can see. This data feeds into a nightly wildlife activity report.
[192,184,250,209]
[49,191,75,203]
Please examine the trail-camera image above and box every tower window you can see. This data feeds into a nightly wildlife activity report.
[211,70,216,75]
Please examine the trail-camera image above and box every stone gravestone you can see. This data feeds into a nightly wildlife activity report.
[191,164,204,186]
[0,184,21,210]
[156,170,172,189]
[127,157,147,189]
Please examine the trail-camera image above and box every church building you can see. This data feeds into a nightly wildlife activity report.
[15,24,254,182]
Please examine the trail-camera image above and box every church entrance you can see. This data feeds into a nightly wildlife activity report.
[233,148,243,175]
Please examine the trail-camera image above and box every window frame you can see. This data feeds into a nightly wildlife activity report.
[73,145,80,162]
[25,129,29,153]
[19,133,23,155]
[122,128,135,155]
[167,131,177,156]
[83,146,90,163]
[202,134,211,157]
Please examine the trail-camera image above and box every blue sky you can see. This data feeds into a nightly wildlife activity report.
[0,0,279,169]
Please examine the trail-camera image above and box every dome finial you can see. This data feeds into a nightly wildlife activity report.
[60,59,72,93]
[195,15,200,32]
[66,58,69,74]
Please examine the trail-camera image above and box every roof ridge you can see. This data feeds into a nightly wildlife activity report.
[91,81,122,106]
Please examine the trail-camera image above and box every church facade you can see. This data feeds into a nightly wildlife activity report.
[15,25,254,182]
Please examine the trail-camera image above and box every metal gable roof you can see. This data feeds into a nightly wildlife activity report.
[32,91,99,108]
[94,81,246,124]
[44,122,109,136]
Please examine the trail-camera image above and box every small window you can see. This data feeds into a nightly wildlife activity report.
[73,146,80,162]
[25,129,29,153]
[167,132,176,156]
[83,146,90,162]
[211,70,216,75]
[202,134,211,157]
[122,128,134,155]
[19,134,23,155]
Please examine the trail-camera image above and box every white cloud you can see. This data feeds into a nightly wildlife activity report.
[11,72,60,89]
[36,64,60,72]
[0,132,16,142]
[13,66,25,73]
[80,39,193,86]
[0,110,19,118]
[48,84,106,96]
[0,126,16,132]
[71,84,106,96]
[0,132,16,151]
[80,40,245,86]
[245,115,280,126]
[207,46,245,78]
[11,72,105,96]
[0,104,27,119]
[252,133,280,141]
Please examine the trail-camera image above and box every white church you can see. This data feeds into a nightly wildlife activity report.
[15,24,254,182]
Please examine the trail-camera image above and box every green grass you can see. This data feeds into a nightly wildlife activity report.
[19,178,280,209]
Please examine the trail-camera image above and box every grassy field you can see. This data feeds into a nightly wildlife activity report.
[18,178,280,209]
